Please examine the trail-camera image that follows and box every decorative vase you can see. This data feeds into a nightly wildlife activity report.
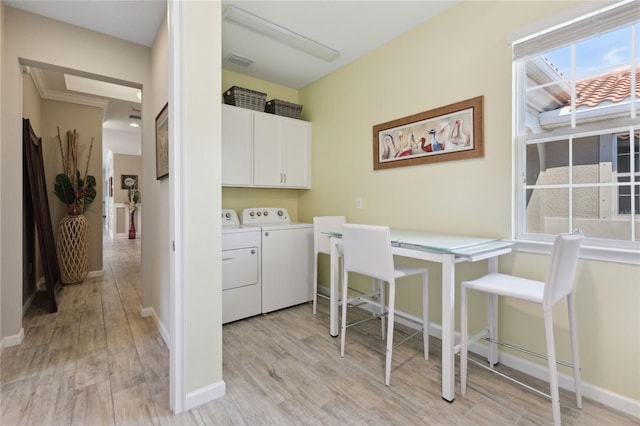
[129,211,136,239]
[56,213,89,285]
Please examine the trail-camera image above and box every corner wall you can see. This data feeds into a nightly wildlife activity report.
[299,0,639,408]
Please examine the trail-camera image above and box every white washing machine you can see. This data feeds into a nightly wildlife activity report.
[221,209,262,324]
[241,207,313,314]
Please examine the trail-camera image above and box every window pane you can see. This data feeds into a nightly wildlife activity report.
[524,57,571,134]
[574,26,631,78]
[573,136,601,184]
[616,135,639,174]
[516,11,640,247]
[526,187,570,234]
[574,186,634,240]
[617,179,640,215]
[526,140,569,185]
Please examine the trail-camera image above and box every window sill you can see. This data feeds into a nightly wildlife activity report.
[511,240,640,265]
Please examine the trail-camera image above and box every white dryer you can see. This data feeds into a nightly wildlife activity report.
[221,209,261,324]
[241,208,313,314]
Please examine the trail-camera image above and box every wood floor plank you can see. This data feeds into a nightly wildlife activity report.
[2,235,638,426]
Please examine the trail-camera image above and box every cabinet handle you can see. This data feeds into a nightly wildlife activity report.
[283,173,287,183]
[251,249,255,255]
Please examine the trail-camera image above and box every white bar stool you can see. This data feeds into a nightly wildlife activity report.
[340,223,429,386]
[460,230,583,426]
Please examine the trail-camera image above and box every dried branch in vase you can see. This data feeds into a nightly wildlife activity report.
[53,127,96,215]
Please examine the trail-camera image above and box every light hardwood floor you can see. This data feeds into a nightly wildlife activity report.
[1,236,637,425]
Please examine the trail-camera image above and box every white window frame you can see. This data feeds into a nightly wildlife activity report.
[511,1,640,265]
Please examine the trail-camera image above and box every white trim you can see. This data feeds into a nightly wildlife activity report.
[507,1,628,45]
[168,0,185,415]
[141,305,170,349]
[334,290,640,420]
[1,328,24,349]
[513,240,640,265]
[87,269,104,278]
[185,380,226,411]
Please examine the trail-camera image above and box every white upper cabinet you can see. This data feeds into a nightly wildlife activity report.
[221,105,253,186]
[222,105,311,189]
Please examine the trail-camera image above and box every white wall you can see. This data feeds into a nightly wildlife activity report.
[147,9,170,343]
[1,2,5,344]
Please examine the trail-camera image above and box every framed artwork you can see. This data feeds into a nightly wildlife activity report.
[121,174,138,189]
[155,102,169,180]
[373,96,484,170]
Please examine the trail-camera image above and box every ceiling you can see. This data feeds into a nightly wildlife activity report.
[6,0,459,136]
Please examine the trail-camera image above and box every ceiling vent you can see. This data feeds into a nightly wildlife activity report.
[226,54,254,68]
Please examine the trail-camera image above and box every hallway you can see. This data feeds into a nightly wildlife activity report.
[1,236,169,425]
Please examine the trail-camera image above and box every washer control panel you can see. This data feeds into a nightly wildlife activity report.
[241,207,290,225]
[221,209,240,226]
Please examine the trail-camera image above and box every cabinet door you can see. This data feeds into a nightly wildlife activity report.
[254,113,311,188]
[281,118,310,188]
[253,113,284,186]
[221,105,253,186]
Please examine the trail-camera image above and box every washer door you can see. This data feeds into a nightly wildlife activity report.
[222,247,258,290]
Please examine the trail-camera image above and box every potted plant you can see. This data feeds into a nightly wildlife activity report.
[54,127,95,284]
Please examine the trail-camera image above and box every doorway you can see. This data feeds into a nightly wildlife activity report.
[21,61,143,316]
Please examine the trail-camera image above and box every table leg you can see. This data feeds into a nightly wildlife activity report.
[487,256,499,366]
[441,254,455,402]
[329,237,339,337]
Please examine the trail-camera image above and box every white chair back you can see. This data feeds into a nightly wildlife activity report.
[314,216,346,255]
[342,224,395,283]
[544,230,583,307]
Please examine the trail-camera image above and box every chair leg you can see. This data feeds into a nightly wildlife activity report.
[312,254,319,315]
[568,294,582,408]
[488,293,498,367]
[460,285,468,395]
[385,281,395,386]
[380,279,386,340]
[544,308,561,426]
[422,271,429,361]
[340,268,349,358]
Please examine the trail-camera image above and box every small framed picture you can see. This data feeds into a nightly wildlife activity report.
[156,103,169,180]
[121,174,138,189]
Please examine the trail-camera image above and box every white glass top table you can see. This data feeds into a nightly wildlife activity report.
[325,228,513,402]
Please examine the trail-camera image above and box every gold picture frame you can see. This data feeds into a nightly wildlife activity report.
[373,96,484,170]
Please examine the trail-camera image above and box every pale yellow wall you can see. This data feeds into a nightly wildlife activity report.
[296,0,639,402]
[183,1,223,397]
[147,11,169,338]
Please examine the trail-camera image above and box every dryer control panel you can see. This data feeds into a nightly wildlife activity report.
[241,207,290,225]
[221,209,240,226]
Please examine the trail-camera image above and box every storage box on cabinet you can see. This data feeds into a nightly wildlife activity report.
[222,105,311,189]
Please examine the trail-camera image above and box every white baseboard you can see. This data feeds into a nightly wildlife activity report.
[141,305,170,349]
[185,380,226,411]
[88,270,104,278]
[319,286,640,420]
[1,328,24,349]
